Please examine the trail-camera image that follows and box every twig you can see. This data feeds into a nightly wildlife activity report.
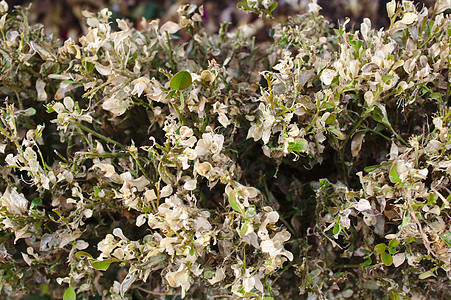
[135,286,166,296]
[407,196,436,258]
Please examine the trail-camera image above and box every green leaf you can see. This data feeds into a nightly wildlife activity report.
[430,92,442,99]
[158,162,174,185]
[402,215,410,227]
[382,75,394,82]
[406,237,415,244]
[269,2,278,12]
[30,197,43,210]
[89,259,113,271]
[388,239,400,248]
[418,270,435,279]
[388,289,402,300]
[333,223,340,235]
[240,220,250,236]
[388,247,397,254]
[333,28,344,36]
[288,139,308,153]
[328,127,345,140]
[227,191,244,214]
[427,193,438,205]
[40,283,50,295]
[237,1,251,11]
[439,231,451,247]
[170,71,192,91]
[381,252,393,266]
[325,113,336,125]
[374,243,386,254]
[364,165,379,173]
[62,80,77,84]
[24,107,36,116]
[389,163,401,183]
[75,251,93,260]
[93,186,101,197]
[372,104,390,126]
[362,258,372,266]
[63,285,76,300]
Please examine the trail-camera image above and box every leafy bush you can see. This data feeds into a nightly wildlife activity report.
[0,0,450,299]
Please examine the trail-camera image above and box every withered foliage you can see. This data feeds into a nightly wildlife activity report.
[0,1,450,299]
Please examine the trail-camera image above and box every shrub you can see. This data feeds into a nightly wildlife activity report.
[0,0,449,299]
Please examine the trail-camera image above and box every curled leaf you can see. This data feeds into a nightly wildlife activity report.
[89,259,113,271]
[75,251,93,260]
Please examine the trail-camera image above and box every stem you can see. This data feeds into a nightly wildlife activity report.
[358,127,392,142]
[333,263,365,270]
[75,122,125,149]
[131,151,151,182]
[343,109,371,147]
[172,102,187,126]
[0,232,13,244]
[179,90,184,111]
[388,123,409,146]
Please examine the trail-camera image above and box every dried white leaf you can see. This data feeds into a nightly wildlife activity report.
[1,187,28,215]
[355,199,372,211]
[386,0,396,18]
[22,253,32,266]
[400,12,417,25]
[102,97,129,116]
[208,267,225,285]
[120,273,137,298]
[183,179,197,191]
[160,21,181,34]
[129,176,150,192]
[351,133,365,157]
[95,63,112,76]
[266,211,279,223]
[75,240,89,250]
[113,228,128,241]
[160,185,173,198]
[36,79,48,101]
[63,97,74,111]
[436,0,451,14]
[393,253,406,267]
[320,69,336,85]
[144,189,157,202]
[364,91,374,107]
[136,214,147,227]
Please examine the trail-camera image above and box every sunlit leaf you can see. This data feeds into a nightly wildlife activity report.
[388,239,400,248]
[288,139,308,153]
[389,163,401,183]
[439,232,451,247]
[418,270,435,279]
[227,190,244,214]
[170,71,192,91]
[63,285,76,300]
[381,252,393,266]
[269,2,278,12]
[374,243,386,254]
[89,259,113,271]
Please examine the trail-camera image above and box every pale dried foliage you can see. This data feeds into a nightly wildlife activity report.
[0,0,450,299]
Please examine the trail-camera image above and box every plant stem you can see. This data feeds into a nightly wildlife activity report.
[76,122,125,149]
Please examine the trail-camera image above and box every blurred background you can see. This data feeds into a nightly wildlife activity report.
[4,0,436,42]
